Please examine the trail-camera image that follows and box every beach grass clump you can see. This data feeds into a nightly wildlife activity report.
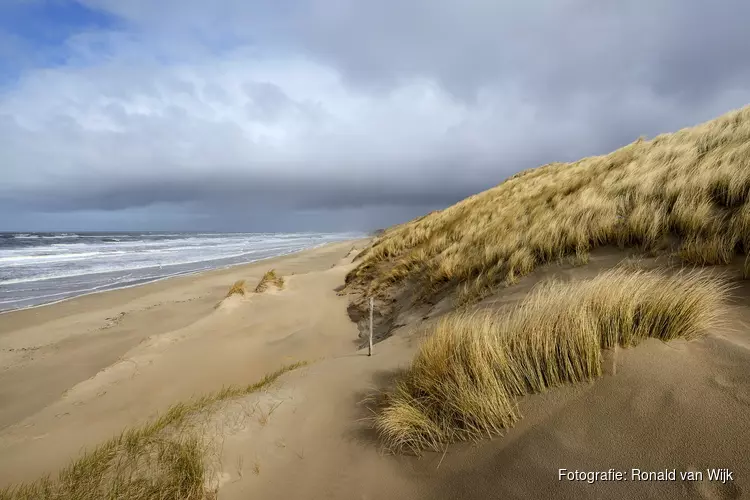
[0,362,307,500]
[254,269,285,293]
[226,280,247,297]
[346,105,750,303]
[375,269,728,454]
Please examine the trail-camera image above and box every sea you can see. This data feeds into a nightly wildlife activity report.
[0,231,363,313]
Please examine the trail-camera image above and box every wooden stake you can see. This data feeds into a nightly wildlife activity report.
[369,297,374,356]
[611,344,618,376]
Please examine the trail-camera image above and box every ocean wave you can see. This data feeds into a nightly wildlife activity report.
[12,233,80,239]
[0,232,362,311]
[0,251,111,265]
[0,239,308,264]
[0,246,309,285]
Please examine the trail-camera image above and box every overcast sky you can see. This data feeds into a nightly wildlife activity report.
[1,0,750,232]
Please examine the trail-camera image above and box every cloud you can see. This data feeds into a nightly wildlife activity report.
[2,0,750,231]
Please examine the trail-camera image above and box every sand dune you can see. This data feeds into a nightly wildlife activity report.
[197,254,749,500]
[2,241,748,499]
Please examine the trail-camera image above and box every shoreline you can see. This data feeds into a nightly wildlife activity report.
[0,239,367,441]
[0,239,357,316]
[0,238,366,326]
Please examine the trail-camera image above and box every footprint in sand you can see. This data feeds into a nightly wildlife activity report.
[101,311,127,330]
[6,345,43,354]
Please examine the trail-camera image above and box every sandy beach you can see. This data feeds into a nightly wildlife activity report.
[1,238,749,499]
[0,240,367,484]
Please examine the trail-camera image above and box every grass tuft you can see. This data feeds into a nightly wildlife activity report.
[254,270,285,293]
[0,362,307,500]
[375,269,728,454]
[226,280,246,297]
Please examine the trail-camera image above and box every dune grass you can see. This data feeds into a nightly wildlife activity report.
[254,269,285,293]
[375,269,728,454]
[0,362,307,500]
[226,280,247,297]
[347,105,750,303]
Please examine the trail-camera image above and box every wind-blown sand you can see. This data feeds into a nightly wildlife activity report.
[1,243,749,499]
[0,241,364,482]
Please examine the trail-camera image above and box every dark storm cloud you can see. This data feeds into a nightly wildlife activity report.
[2,0,750,230]
[3,159,482,213]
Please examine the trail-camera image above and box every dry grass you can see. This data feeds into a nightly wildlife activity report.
[347,105,750,303]
[254,269,285,293]
[375,269,729,454]
[226,280,246,297]
[0,362,307,500]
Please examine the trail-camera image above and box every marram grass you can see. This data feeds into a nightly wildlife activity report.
[226,279,246,297]
[348,105,750,303]
[0,362,307,500]
[254,269,285,293]
[375,269,729,454]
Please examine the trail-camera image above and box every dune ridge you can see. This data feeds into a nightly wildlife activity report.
[346,105,750,305]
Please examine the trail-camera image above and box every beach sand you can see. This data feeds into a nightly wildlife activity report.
[1,242,749,499]
[0,240,364,481]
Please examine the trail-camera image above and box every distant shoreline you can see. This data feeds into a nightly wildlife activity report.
[0,238,365,318]
[0,232,364,314]
[1,259,242,316]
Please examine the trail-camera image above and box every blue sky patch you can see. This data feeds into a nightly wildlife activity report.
[0,0,122,81]
[1,0,119,46]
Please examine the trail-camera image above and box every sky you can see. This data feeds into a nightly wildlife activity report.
[1,1,750,232]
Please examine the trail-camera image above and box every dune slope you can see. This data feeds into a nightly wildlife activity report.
[346,105,750,308]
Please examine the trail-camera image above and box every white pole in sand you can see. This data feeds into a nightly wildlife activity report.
[369,297,374,356]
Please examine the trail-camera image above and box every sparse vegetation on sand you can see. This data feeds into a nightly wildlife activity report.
[347,105,750,303]
[227,280,246,297]
[226,279,247,297]
[375,269,728,454]
[0,362,306,500]
[214,280,248,308]
[255,269,285,293]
